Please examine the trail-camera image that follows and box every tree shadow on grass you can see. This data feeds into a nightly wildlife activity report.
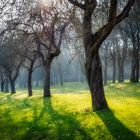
[96,109,140,140]
[0,98,22,140]
[23,98,91,140]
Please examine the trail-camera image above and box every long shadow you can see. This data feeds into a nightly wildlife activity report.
[23,98,91,140]
[96,109,140,140]
[44,98,91,140]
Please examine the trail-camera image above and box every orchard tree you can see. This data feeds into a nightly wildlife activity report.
[17,37,41,97]
[32,6,69,97]
[109,35,117,83]
[2,0,70,97]
[116,29,128,82]
[68,0,135,111]
[0,33,24,94]
[120,6,140,83]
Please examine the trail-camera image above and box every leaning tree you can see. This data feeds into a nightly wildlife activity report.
[68,0,135,111]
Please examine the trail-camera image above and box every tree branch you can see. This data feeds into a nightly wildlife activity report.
[114,0,135,25]
[68,0,86,10]
[108,0,117,22]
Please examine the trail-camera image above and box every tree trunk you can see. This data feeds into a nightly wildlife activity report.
[135,59,139,82]
[1,81,5,92]
[28,69,32,97]
[27,61,34,97]
[85,52,108,111]
[60,71,63,86]
[130,45,139,83]
[104,49,108,85]
[121,62,124,82]
[135,37,140,82]
[130,58,136,82]
[118,60,124,83]
[44,58,52,97]
[118,64,122,82]
[112,58,116,83]
[4,78,9,93]
[1,76,5,92]
[9,78,16,94]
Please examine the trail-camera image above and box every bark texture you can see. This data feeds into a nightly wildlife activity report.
[86,52,108,110]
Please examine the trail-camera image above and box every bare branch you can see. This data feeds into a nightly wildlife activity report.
[68,0,86,10]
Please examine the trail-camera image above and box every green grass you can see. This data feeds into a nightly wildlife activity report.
[0,82,140,140]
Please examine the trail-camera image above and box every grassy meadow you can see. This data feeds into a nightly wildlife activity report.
[0,82,140,140]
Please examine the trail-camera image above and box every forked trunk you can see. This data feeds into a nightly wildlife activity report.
[85,52,108,111]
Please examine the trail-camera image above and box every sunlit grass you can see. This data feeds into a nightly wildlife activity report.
[0,82,140,140]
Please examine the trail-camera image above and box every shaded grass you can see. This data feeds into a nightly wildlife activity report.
[0,82,140,140]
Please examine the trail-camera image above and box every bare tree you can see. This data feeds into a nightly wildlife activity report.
[2,0,70,96]
[121,6,140,82]
[0,34,23,94]
[17,37,41,97]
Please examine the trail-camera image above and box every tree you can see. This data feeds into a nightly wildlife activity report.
[0,72,5,92]
[0,35,23,94]
[109,35,117,83]
[68,0,135,111]
[32,6,69,97]
[101,40,110,85]
[17,36,41,97]
[2,0,70,97]
[120,6,140,82]
[116,29,128,82]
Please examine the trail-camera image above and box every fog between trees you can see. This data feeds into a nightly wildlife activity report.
[0,0,139,111]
